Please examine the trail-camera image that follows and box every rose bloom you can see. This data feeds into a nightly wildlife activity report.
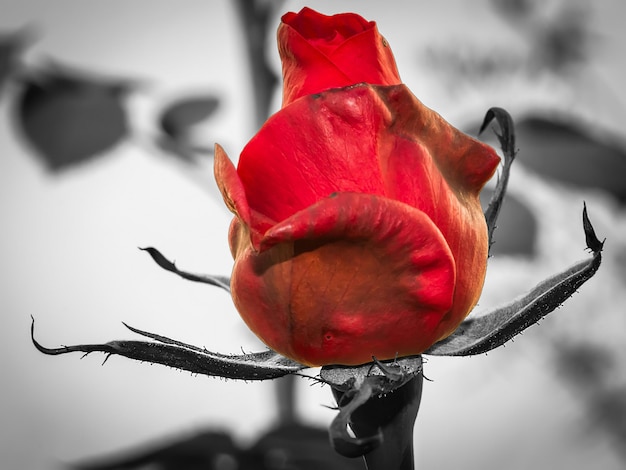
[215,7,500,366]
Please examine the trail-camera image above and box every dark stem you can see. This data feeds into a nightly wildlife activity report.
[276,373,298,425]
[233,0,299,429]
[332,374,423,470]
[233,0,281,129]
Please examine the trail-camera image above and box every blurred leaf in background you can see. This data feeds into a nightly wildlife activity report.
[13,60,134,171]
[555,342,626,462]
[492,0,593,73]
[513,116,626,203]
[157,94,220,163]
[72,425,364,470]
[0,26,33,98]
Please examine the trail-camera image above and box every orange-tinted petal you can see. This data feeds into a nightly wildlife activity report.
[229,192,455,366]
[214,143,251,226]
[377,86,500,197]
[214,144,274,251]
[235,85,499,345]
[372,86,500,335]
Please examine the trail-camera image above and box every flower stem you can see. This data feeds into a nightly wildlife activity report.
[232,0,283,129]
[331,372,423,470]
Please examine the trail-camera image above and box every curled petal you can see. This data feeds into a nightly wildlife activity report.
[426,205,603,356]
[214,143,251,226]
[214,144,275,251]
[31,318,306,380]
[231,192,456,366]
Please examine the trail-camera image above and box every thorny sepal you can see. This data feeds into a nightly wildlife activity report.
[479,107,517,254]
[426,204,603,356]
[328,380,383,458]
[30,318,306,380]
[321,356,422,468]
[140,247,231,293]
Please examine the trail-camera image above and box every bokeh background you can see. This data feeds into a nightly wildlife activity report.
[1,1,625,469]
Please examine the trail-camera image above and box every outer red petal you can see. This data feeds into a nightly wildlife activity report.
[214,144,251,226]
[214,144,274,252]
[237,86,390,226]
[235,85,499,350]
[230,192,456,366]
[374,86,500,337]
[378,86,500,196]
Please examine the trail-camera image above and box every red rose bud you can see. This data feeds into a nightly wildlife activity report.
[278,7,401,106]
[215,9,500,366]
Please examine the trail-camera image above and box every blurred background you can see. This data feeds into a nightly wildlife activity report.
[1,0,625,469]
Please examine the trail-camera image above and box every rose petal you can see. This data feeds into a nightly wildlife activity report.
[229,192,456,366]
[379,86,501,197]
[214,143,251,225]
[374,86,500,335]
[278,22,354,106]
[237,84,390,225]
[214,144,274,251]
[327,26,400,88]
[282,8,371,43]
[236,85,499,337]
[279,8,400,105]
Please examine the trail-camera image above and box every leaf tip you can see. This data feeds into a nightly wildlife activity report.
[478,107,516,160]
[140,246,177,272]
[478,108,495,136]
[582,202,605,254]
